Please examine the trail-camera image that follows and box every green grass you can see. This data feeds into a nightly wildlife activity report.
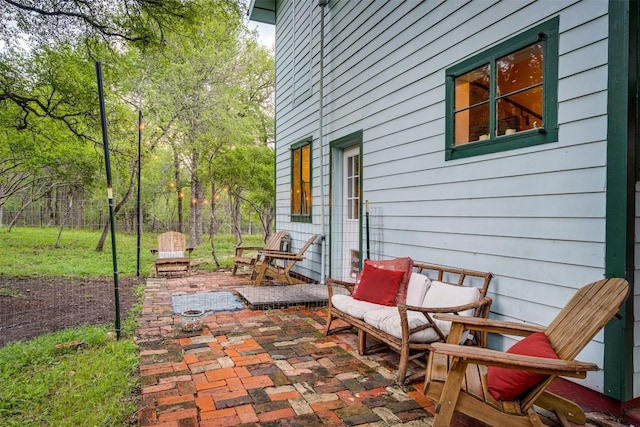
[0,286,144,426]
[0,226,264,277]
[0,226,263,425]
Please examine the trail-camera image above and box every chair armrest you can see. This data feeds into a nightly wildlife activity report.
[432,314,546,336]
[257,251,304,260]
[327,278,356,291]
[235,245,262,255]
[429,343,598,378]
[150,249,158,256]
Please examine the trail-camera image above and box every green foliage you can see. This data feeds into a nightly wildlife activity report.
[0,325,138,426]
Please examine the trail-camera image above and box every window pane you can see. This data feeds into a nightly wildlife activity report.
[497,42,543,97]
[455,103,490,145]
[292,148,301,214]
[301,145,311,215]
[496,86,543,135]
[455,65,490,110]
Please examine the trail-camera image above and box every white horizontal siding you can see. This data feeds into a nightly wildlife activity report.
[273,0,613,392]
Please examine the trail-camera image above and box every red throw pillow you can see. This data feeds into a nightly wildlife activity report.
[351,263,405,306]
[486,332,559,401]
[355,257,413,304]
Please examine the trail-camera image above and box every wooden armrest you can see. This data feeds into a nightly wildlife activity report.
[150,249,158,255]
[257,251,304,260]
[432,314,546,336]
[327,278,356,291]
[236,245,262,254]
[429,343,598,378]
[400,297,492,316]
[185,247,194,254]
[326,278,355,301]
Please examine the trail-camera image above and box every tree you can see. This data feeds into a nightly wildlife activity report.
[0,0,204,132]
[212,144,275,243]
[136,0,270,245]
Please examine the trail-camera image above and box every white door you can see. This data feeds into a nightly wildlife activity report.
[341,146,360,280]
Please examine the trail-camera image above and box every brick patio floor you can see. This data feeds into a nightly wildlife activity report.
[134,271,627,427]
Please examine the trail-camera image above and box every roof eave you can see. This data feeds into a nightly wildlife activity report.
[248,0,276,25]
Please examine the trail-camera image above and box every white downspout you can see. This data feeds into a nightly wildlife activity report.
[318,0,328,284]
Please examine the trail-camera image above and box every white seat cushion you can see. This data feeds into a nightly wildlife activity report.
[363,281,481,343]
[331,294,385,319]
[421,280,480,336]
[405,273,431,306]
[158,251,184,258]
[363,307,441,343]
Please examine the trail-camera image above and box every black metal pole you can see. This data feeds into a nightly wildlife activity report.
[96,62,121,339]
[365,200,370,260]
[136,110,142,277]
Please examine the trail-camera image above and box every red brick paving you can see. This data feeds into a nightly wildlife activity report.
[135,271,612,426]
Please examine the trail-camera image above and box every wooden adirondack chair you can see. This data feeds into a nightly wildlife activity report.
[150,231,194,277]
[423,277,630,427]
[232,230,290,276]
[253,234,319,285]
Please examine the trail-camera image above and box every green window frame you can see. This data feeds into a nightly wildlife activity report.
[291,138,312,223]
[445,17,559,160]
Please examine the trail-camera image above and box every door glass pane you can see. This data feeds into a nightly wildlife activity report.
[346,154,359,220]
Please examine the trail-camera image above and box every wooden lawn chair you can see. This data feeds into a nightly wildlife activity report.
[424,277,630,427]
[232,230,290,276]
[253,234,319,285]
[150,231,193,277]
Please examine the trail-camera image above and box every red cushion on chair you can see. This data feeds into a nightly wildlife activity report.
[356,257,413,304]
[351,263,405,306]
[486,332,559,401]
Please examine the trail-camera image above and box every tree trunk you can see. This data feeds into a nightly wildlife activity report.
[174,149,184,233]
[208,181,220,268]
[231,191,242,244]
[95,160,138,251]
[189,152,202,245]
[55,195,73,248]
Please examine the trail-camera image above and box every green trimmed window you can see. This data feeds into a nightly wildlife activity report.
[291,139,312,222]
[446,17,559,160]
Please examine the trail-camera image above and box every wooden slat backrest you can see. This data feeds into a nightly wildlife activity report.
[545,278,629,360]
[158,231,186,252]
[263,231,289,251]
[294,234,318,255]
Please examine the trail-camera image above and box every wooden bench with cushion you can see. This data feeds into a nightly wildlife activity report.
[324,259,493,384]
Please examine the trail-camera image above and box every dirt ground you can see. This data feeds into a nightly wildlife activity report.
[0,275,144,347]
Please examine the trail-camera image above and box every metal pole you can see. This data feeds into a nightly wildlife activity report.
[365,200,370,260]
[136,110,142,277]
[318,0,327,284]
[96,62,121,339]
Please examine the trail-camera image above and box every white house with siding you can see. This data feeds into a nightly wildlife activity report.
[249,0,640,415]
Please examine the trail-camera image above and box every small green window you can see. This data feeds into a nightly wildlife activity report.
[291,138,312,222]
[445,17,559,160]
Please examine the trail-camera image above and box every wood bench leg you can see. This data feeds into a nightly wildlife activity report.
[358,330,367,355]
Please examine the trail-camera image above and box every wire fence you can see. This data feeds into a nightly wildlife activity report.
[0,201,387,347]
[0,197,262,235]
